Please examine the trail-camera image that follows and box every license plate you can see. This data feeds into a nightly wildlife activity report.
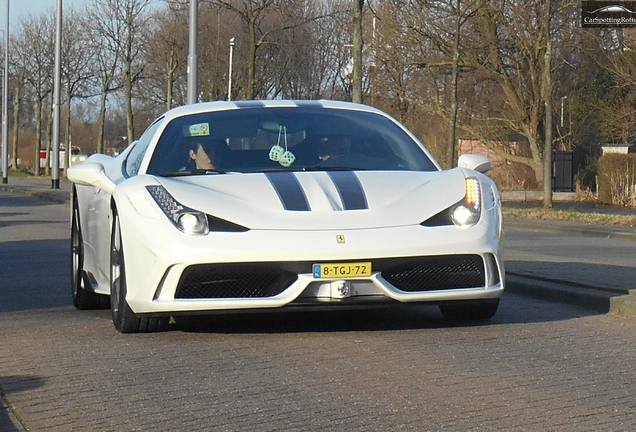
[313,262,372,279]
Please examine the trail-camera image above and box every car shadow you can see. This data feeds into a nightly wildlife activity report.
[173,305,448,334]
[170,292,594,335]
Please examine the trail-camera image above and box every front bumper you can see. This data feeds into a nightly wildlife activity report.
[115,188,504,315]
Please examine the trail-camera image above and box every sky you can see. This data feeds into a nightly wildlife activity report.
[0,0,89,31]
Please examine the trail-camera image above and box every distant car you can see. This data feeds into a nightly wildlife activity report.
[68,100,504,333]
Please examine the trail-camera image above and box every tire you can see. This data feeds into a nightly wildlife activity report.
[439,299,499,321]
[71,189,110,310]
[110,206,169,333]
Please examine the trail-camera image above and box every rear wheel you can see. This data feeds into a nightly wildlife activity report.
[110,206,169,333]
[71,189,109,310]
[439,299,499,321]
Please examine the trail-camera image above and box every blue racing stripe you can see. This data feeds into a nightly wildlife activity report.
[265,172,310,211]
[328,171,368,210]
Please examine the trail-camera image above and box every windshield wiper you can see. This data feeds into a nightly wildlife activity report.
[245,166,355,173]
[301,166,356,171]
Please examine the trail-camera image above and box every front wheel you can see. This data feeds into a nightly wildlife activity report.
[439,299,499,321]
[110,206,169,333]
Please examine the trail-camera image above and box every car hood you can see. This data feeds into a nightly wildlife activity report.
[155,170,468,230]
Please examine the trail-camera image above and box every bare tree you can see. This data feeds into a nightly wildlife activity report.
[459,0,554,183]
[10,76,22,170]
[61,9,95,173]
[595,29,636,145]
[6,31,27,170]
[89,0,154,143]
[145,4,189,110]
[87,21,122,153]
[16,14,55,175]
[205,0,336,100]
[401,0,483,168]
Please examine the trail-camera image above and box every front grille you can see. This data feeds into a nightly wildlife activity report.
[381,255,485,292]
[174,255,488,299]
[175,264,298,299]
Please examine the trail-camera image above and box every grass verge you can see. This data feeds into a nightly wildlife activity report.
[503,206,636,227]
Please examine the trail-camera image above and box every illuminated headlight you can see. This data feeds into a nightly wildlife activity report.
[177,212,209,235]
[450,177,481,227]
[420,177,483,227]
[146,185,209,235]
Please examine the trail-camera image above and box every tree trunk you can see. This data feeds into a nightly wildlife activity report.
[247,15,257,100]
[446,1,461,169]
[351,0,364,103]
[34,98,43,176]
[11,79,20,170]
[97,88,108,154]
[542,0,553,209]
[166,54,175,111]
[64,87,72,176]
[44,108,53,176]
[125,65,134,143]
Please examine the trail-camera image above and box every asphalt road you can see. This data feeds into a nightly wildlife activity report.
[2,190,636,430]
[505,229,636,294]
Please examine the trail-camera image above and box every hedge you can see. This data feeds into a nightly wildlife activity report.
[597,153,636,206]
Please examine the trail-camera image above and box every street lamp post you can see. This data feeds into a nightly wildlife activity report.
[51,0,62,189]
[560,95,567,129]
[186,0,198,104]
[227,37,234,102]
[1,0,8,184]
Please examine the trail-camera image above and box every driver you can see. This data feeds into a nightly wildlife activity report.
[186,140,223,170]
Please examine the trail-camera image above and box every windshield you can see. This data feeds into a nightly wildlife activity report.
[146,106,438,176]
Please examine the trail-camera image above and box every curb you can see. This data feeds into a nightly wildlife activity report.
[507,274,636,317]
[0,389,26,431]
[506,274,615,313]
[609,291,636,318]
[504,217,636,242]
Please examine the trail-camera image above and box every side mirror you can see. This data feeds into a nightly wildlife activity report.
[67,161,116,194]
[457,154,491,174]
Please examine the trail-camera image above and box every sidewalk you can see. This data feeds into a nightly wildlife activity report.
[0,176,71,204]
[2,177,636,319]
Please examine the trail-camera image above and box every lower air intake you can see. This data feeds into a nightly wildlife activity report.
[382,255,485,292]
[175,264,298,299]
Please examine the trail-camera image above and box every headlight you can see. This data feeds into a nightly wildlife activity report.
[146,185,209,235]
[421,177,482,228]
[177,212,209,235]
[450,177,481,227]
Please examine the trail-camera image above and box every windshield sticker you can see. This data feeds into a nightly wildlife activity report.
[185,123,210,137]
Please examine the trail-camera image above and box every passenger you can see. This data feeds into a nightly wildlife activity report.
[318,136,351,162]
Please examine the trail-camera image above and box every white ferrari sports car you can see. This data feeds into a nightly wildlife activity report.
[68,100,504,333]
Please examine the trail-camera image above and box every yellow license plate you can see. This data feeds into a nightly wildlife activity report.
[313,262,372,279]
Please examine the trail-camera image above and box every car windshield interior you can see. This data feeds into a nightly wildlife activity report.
[146,106,438,176]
